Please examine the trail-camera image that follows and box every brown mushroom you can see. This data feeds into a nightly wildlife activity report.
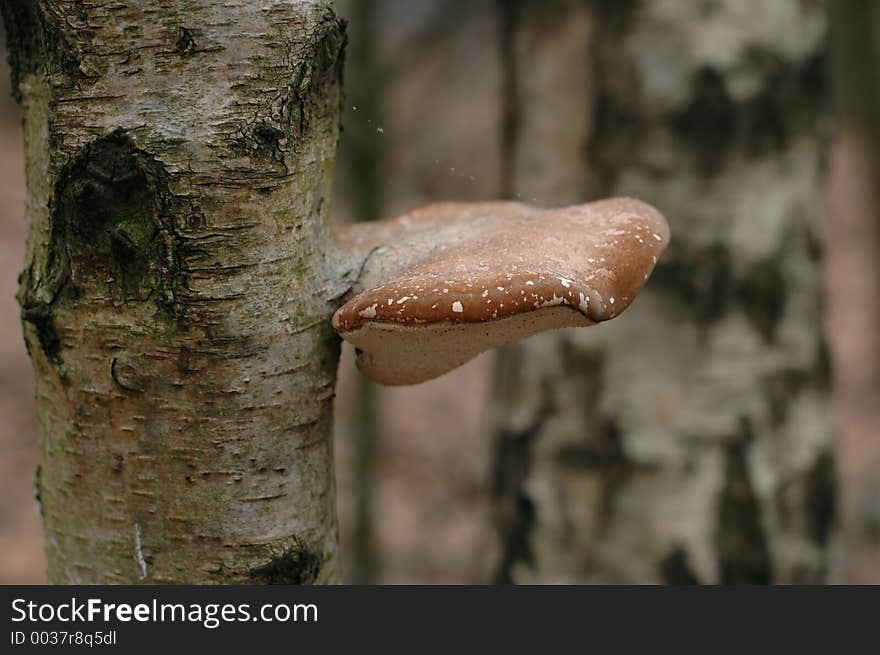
[332,197,669,385]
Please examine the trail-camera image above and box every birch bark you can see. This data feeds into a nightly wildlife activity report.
[488,0,837,584]
[2,0,347,583]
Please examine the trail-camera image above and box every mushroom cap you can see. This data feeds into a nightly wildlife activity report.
[333,197,669,385]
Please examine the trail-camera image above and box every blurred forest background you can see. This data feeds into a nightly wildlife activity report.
[2,0,880,583]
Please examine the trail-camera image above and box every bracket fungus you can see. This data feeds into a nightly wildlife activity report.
[332,197,669,385]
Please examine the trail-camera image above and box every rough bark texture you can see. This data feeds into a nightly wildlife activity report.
[2,0,348,583]
[487,0,838,584]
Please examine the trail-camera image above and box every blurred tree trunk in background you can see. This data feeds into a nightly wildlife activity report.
[830,2,880,386]
[828,2,880,580]
[332,0,506,584]
[338,0,385,584]
[487,0,837,583]
[1,0,346,583]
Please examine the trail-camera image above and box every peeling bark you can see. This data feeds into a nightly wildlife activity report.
[487,0,838,584]
[2,0,348,583]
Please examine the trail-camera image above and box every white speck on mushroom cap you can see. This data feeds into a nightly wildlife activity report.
[452,301,464,313]
[359,304,378,319]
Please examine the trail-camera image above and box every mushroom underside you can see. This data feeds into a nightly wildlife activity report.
[345,306,591,385]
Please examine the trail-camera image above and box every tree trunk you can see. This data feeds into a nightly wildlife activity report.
[338,0,385,584]
[830,5,880,373]
[827,1,880,582]
[487,0,838,584]
[2,0,346,583]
